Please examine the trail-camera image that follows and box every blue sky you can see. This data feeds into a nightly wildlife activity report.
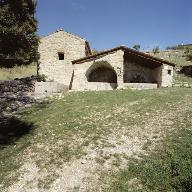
[36,0,192,51]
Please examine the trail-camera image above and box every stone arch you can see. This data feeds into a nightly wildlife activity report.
[86,61,117,83]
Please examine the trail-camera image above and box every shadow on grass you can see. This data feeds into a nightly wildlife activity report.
[0,88,52,148]
[0,115,35,148]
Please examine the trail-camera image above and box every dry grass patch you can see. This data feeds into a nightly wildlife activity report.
[0,63,37,80]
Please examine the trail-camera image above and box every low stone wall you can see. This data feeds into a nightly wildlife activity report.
[73,82,158,91]
[34,82,68,97]
[122,83,158,90]
[173,82,192,88]
[82,82,117,91]
[0,77,38,113]
[0,76,37,95]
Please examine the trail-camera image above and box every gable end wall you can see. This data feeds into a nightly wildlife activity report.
[38,31,87,86]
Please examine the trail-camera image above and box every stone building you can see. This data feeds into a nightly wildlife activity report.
[39,29,175,91]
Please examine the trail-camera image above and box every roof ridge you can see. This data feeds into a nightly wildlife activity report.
[41,29,86,41]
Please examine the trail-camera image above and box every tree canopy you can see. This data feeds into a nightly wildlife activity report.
[132,44,141,51]
[152,46,160,55]
[0,0,39,67]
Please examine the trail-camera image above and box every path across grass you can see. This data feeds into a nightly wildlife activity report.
[1,88,192,191]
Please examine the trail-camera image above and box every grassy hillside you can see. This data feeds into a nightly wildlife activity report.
[109,126,192,192]
[1,88,192,191]
[146,49,192,67]
[0,63,37,80]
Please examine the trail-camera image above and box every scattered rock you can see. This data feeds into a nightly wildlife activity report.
[81,160,87,164]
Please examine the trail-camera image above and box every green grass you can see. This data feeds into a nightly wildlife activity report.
[151,50,192,67]
[0,63,37,80]
[1,88,192,190]
[174,73,192,84]
[109,119,192,192]
[166,55,192,67]
[100,96,192,191]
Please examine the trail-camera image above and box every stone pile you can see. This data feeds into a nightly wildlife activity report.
[0,76,39,114]
[0,76,39,94]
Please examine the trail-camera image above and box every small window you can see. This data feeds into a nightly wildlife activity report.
[168,70,172,75]
[58,52,64,60]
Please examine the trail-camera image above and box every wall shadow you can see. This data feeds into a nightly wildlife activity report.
[109,83,118,89]
[0,78,51,148]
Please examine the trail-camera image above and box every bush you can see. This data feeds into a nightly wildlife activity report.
[152,46,160,55]
[184,48,192,61]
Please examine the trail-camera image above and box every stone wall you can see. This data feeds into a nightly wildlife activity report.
[72,50,124,90]
[122,83,158,90]
[0,76,69,113]
[0,77,37,113]
[83,82,157,91]
[124,60,173,88]
[72,49,173,90]
[83,82,117,91]
[38,29,174,90]
[161,64,174,87]
[38,30,88,87]
[0,76,37,95]
[34,82,68,98]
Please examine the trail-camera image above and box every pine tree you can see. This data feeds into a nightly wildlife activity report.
[0,0,39,67]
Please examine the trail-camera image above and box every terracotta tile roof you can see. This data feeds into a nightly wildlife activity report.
[72,46,176,67]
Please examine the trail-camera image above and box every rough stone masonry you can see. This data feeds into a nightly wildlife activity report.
[38,29,175,91]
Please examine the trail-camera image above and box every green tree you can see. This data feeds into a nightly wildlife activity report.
[0,0,39,68]
[132,44,141,51]
[152,46,160,55]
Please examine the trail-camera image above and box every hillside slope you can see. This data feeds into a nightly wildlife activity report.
[0,63,37,80]
[1,88,192,191]
[146,49,192,67]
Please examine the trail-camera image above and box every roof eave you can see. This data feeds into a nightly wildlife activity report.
[72,46,176,67]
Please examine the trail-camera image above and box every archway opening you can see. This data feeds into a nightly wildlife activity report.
[87,66,117,83]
